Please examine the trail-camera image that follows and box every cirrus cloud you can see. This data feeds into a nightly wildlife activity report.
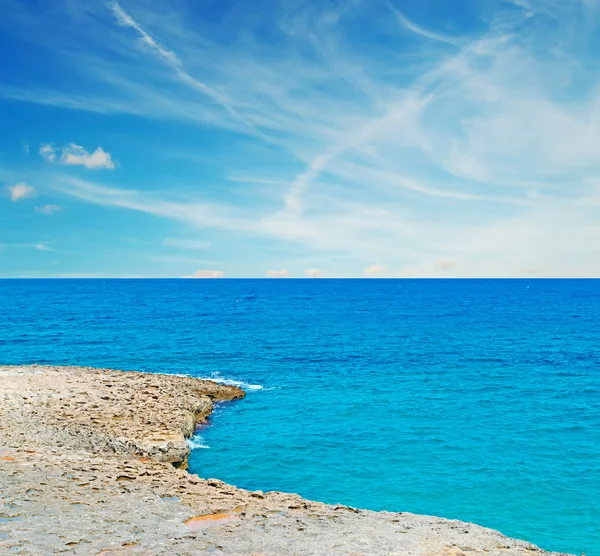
[35,204,62,215]
[164,238,211,250]
[34,242,53,251]
[5,0,600,277]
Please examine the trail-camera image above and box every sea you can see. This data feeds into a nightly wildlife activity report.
[0,278,598,555]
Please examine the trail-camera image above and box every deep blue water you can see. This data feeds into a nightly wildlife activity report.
[1,279,598,555]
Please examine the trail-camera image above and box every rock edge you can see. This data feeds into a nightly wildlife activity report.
[0,365,575,556]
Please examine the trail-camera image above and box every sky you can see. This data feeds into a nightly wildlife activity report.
[1,0,600,278]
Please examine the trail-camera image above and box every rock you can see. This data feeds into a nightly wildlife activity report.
[0,365,576,556]
[0,364,244,468]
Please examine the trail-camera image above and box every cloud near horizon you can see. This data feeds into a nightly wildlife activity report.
[183,269,225,278]
[434,258,458,271]
[364,264,388,277]
[266,269,290,278]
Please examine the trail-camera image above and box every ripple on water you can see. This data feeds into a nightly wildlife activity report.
[1,279,599,556]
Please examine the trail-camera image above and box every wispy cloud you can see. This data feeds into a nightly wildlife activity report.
[107,1,258,134]
[34,243,54,251]
[163,238,211,250]
[7,182,36,201]
[6,242,54,252]
[306,268,322,278]
[387,2,462,46]
[35,204,62,215]
[40,144,115,169]
[4,0,600,276]
[50,176,420,260]
[52,177,243,230]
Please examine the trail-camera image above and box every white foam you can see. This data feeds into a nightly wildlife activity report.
[212,377,264,391]
[198,373,265,391]
[170,371,274,392]
[187,436,209,450]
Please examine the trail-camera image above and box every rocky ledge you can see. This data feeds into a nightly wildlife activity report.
[0,365,574,556]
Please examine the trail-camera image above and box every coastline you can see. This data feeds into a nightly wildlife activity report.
[0,365,574,556]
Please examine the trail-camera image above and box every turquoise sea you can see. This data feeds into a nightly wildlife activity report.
[0,279,598,555]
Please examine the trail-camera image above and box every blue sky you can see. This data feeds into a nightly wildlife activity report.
[2,0,600,278]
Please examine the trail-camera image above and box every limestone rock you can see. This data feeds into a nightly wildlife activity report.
[0,365,575,556]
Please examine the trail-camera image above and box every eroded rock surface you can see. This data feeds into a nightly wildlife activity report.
[0,365,574,556]
[0,365,244,467]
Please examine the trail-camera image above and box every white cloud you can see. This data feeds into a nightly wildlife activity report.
[7,182,36,201]
[39,144,57,163]
[306,268,322,278]
[53,177,243,230]
[4,242,54,252]
[163,238,211,250]
[40,143,115,169]
[364,264,388,277]
[266,269,290,278]
[434,258,457,271]
[35,204,62,215]
[107,1,257,134]
[183,269,224,278]
[34,243,53,251]
[62,144,115,169]
[388,3,462,46]
[10,1,600,277]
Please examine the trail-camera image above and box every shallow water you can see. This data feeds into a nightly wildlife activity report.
[1,279,598,555]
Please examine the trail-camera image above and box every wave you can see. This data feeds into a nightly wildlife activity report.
[199,373,266,391]
[187,436,209,450]
[209,377,264,391]
[171,371,268,392]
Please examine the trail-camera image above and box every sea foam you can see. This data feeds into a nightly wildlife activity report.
[187,436,210,450]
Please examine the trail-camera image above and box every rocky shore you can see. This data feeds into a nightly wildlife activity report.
[0,365,574,555]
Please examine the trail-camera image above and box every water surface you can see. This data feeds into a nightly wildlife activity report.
[1,279,598,555]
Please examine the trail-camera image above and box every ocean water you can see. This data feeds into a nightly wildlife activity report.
[0,279,598,555]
